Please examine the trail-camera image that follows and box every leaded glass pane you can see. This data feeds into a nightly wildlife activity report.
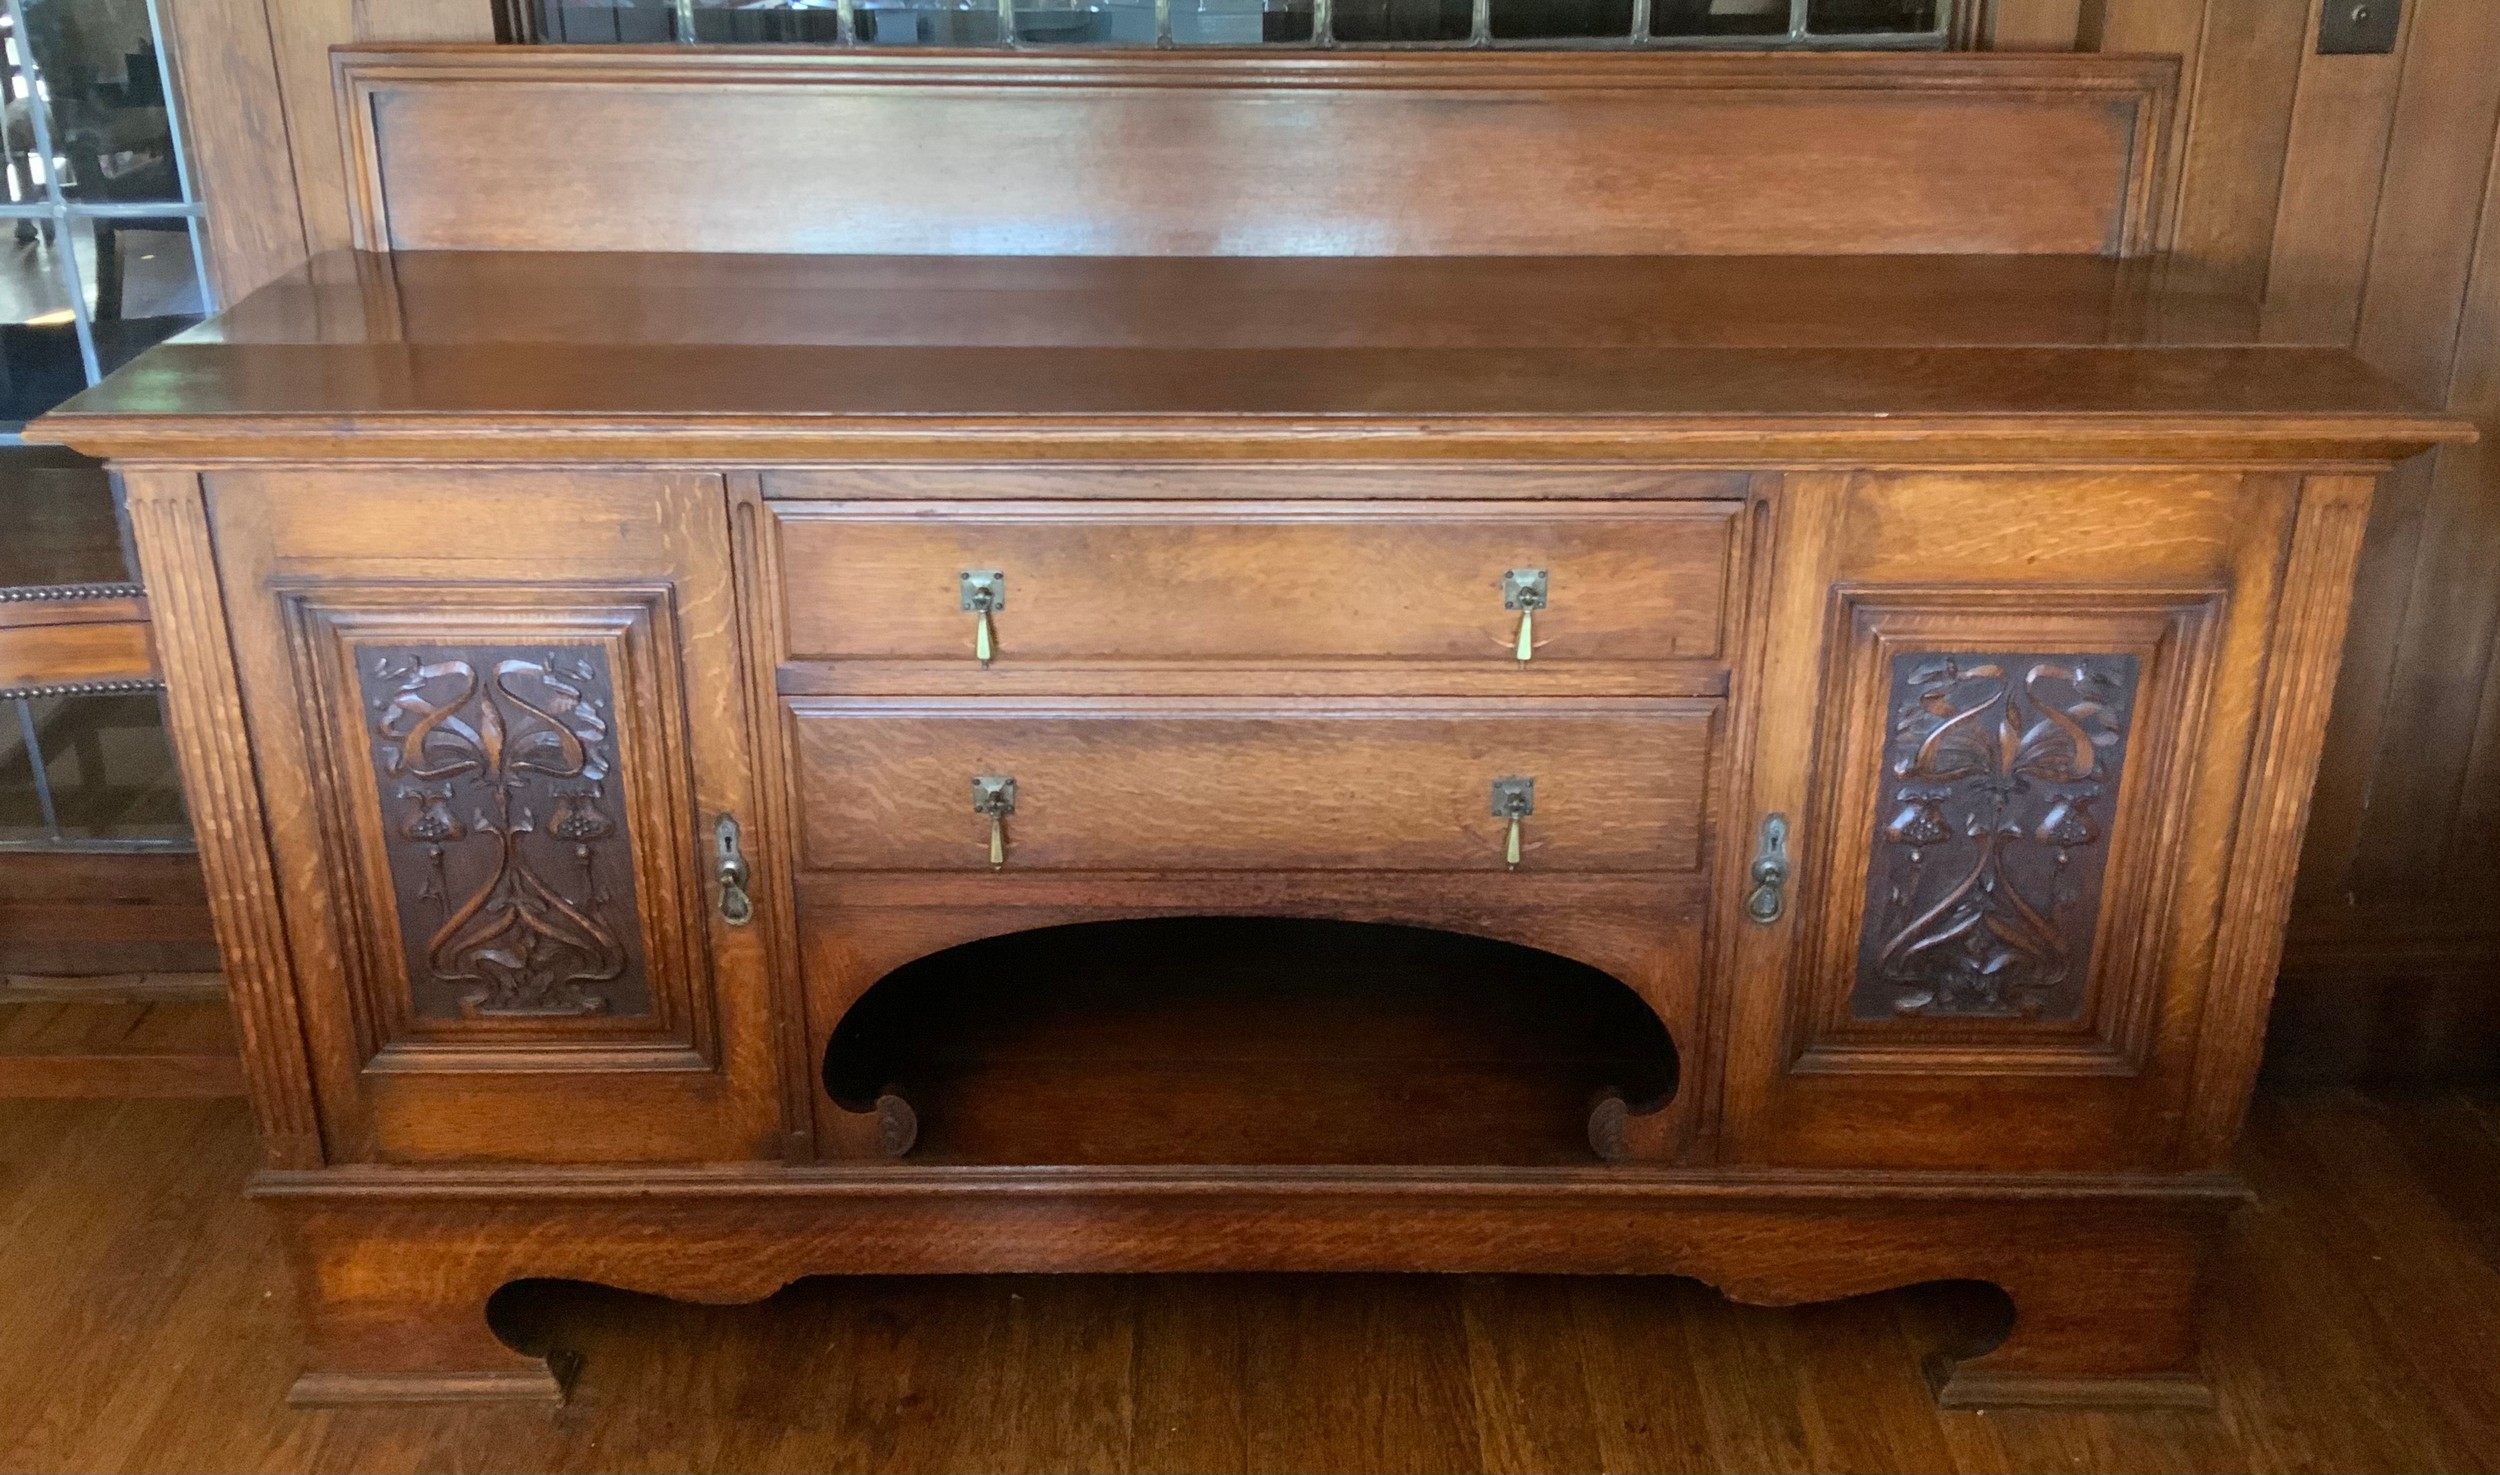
[1489,0,1633,40]
[1170,0,1313,43]
[1652,0,1789,36]
[1808,0,1938,33]
[1330,0,1471,43]
[16,0,183,204]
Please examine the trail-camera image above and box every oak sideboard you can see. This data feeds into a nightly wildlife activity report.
[34,44,2470,1409]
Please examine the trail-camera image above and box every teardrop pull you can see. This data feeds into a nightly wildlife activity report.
[960,570,1005,668]
[972,774,1016,871]
[1491,776,1535,871]
[1502,568,1548,667]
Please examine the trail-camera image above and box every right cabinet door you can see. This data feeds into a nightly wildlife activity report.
[1718,469,2363,1173]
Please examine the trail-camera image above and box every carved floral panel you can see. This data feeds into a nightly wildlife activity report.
[1849,651,2140,1023]
[357,643,653,1020]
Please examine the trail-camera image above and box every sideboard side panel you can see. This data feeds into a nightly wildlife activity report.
[119,469,325,1169]
[2178,474,2379,1166]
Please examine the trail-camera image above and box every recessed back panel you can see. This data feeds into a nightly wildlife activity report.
[335,48,2175,257]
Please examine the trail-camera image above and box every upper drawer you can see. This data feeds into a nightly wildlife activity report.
[788,698,1716,873]
[773,501,1741,670]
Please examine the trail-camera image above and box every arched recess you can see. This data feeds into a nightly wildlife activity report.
[817,916,1681,1168]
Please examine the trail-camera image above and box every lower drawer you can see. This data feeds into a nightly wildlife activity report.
[787,698,1716,873]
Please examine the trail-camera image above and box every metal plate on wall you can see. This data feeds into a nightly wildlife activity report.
[2318,0,2399,55]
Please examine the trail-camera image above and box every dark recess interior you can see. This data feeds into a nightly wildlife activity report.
[822,915,1679,1167]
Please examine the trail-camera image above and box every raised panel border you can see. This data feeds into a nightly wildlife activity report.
[1786,586,2223,1076]
[333,47,2175,258]
[280,582,722,1076]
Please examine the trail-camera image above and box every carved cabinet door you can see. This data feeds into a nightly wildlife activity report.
[1714,470,2371,1173]
[200,469,786,1164]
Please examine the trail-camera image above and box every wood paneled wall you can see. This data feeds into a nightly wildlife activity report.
[2039,0,2500,1080]
[148,0,2500,1080]
[160,0,497,305]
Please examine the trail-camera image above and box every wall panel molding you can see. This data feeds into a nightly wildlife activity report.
[1986,0,2085,49]
[159,0,311,304]
[161,0,496,302]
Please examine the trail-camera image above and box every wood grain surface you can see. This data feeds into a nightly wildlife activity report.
[208,251,2277,350]
[3,1088,2497,1471]
[0,610,157,692]
[26,41,2475,1416]
[788,699,1717,873]
[332,50,2172,258]
[107,11,2500,1090]
[773,501,1740,668]
[0,999,240,1097]
[0,851,217,977]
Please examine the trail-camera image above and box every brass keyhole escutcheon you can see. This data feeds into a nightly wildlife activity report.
[1491,776,1536,869]
[971,775,1017,869]
[960,570,1005,666]
[1745,813,1791,924]
[1502,568,1549,666]
[714,814,754,926]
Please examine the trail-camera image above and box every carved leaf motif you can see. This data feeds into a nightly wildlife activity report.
[1852,652,2139,1023]
[358,644,650,1021]
[374,658,487,782]
[430,819,625,1018]
[395,783,465,844]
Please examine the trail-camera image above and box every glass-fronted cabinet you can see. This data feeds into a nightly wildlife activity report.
[0,0,214,985]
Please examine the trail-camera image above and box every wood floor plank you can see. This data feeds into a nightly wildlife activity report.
[1568,1276,1724,1474]
[2218,1094,2489,1473]
[0,1105,270,1472]
[1131,1275,1251,1474]
[984,1277,1139,1474]
[2369,1088,2500,1270]
[1675,1278,1818,1473]
[1457,1275,1605,1475]
[0,1098,93,1232]
[1239,1275,1483,1475]
[2269,1095,2500,1470]
[1787,1293,1961,1475]
[0,1100,261,1470]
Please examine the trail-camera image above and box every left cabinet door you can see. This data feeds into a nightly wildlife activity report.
[206,469,784,1163]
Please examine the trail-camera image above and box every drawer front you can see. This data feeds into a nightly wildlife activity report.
[790,699,1716,873]
[775,501,1740,668]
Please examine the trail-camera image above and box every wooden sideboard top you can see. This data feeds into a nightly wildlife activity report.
[35,251,2470,464]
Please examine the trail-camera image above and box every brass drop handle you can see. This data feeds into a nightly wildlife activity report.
[960,570,1005,666]
[972,775,1016,869]
[1745,813,1790,924]
[1491,776,1535,870]
[714,814,754,926]
[1503,568,1548,666]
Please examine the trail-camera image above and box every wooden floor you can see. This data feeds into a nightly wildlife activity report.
[2,1091,2497,1473]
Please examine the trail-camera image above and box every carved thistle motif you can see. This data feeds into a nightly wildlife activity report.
[1850,652,2139,1023]
[359,646,651,1020]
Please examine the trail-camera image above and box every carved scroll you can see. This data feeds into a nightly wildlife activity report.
[1850,652,2139,1022]
[358,645,652,1020]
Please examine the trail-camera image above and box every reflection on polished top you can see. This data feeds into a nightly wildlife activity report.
[32,250,2469,458]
